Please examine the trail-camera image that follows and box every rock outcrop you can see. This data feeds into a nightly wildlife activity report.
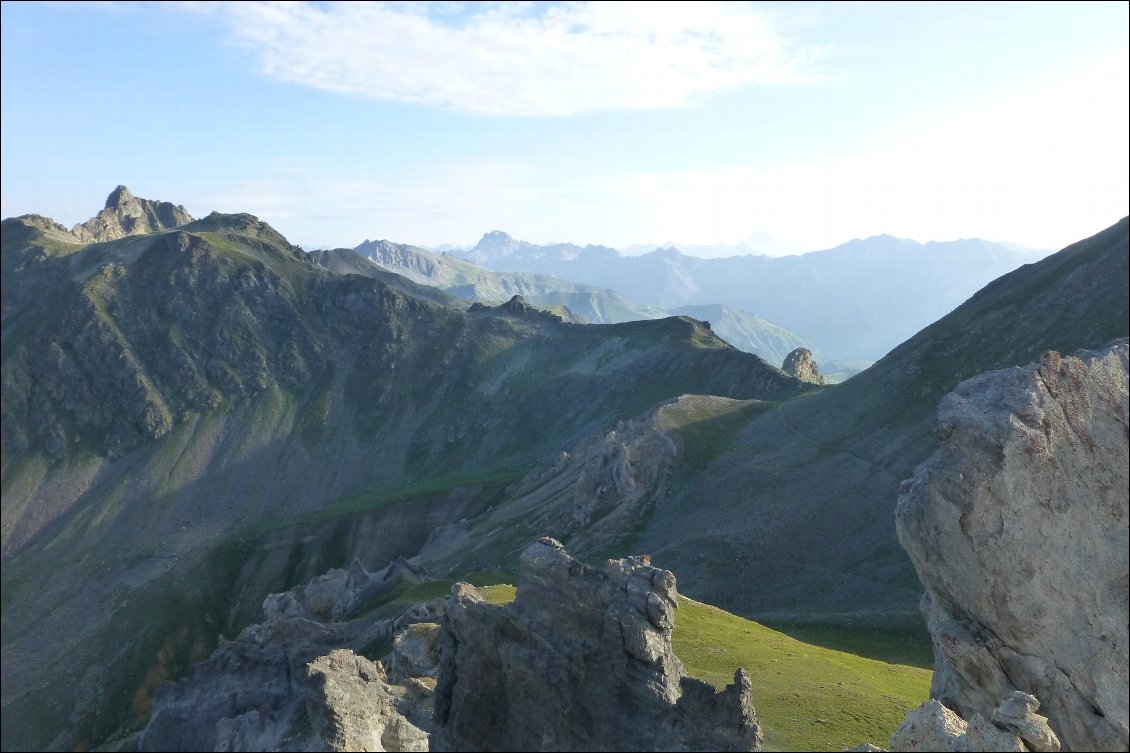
[264,557,430,624]
[304,650,430,753]
[140,568,440,752]
[889,692,1060,752]
[71,185,193,243]
[896,339,1129,751]
[142,538,767,752]
[781,347,824,385]
[431,537,763,752]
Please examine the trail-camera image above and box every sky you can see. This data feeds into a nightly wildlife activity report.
[1,1,1127,256]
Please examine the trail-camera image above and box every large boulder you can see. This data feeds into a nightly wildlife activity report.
[896,339,1129,751]
[781,347,825,385]
[431,537,763,751]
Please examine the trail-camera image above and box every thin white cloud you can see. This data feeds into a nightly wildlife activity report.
[179,42,1127,253]
[207,1,818,116]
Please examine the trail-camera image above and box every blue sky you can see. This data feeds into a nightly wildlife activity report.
[1,1,1127,255]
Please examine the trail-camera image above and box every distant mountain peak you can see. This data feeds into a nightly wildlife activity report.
[474,230,522,252]
[71,185,193,243]
[481,230,515,243]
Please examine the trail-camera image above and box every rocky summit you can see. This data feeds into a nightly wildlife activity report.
[896,339,1129,751]
[71,185,194,243]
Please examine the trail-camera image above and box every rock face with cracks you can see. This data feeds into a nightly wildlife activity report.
[431,537,763,752]
[896,339,1129,751]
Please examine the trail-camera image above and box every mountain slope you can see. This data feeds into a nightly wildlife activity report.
[631,216,1129,620]
[307,246,464,307]
[464,232,1045,359]
[0,191,811,751]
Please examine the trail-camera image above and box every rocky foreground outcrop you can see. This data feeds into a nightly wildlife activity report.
[781,347,824,385]
[140,555,440,752]
[432,537,762,751]
[895,339,1129,751]
[141,538,762,751]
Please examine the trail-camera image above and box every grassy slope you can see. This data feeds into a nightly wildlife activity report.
[474,584,929,752]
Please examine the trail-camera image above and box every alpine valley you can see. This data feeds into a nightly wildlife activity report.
[1,188,1127,752]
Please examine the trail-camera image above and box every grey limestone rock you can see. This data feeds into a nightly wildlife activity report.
[140,574,440,751]
[304,649,429,752]
[889,697,1036,752]
[431,537,763,752]
[384,622,441,682]
[896,339,1129,751]
[782,347,825,385]
[889,700,970,752]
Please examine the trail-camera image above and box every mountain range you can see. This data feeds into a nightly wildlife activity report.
[1,187,1125,751]
[322,241,824,370]
[451,231,1048,360]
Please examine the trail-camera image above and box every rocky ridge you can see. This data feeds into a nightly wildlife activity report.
[410,394,753,578]
[895,339,1129,751]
